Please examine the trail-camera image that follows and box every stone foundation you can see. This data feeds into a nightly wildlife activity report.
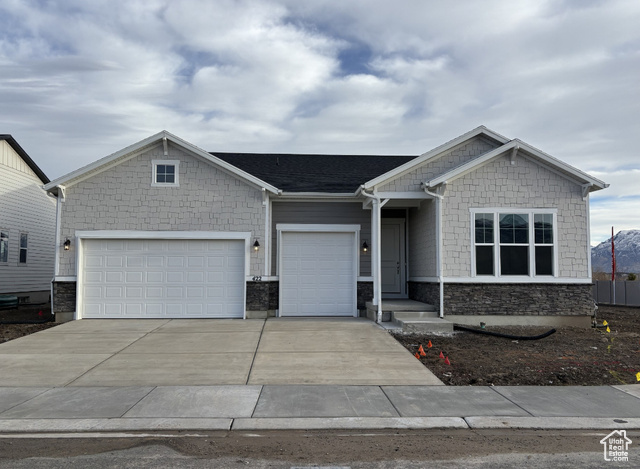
[53,281,77,323]
[246,281,278,318]
[408,281,440,306]
[357,282,373,312]
[443,283,595,316]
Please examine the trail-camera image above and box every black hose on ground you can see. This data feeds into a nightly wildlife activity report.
[453,324,556,340]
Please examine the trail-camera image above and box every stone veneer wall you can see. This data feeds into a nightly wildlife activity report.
[53,282,76,313]
[408,282,440,307]
[357,281,373,311]
[443,283,594,316]
[246,281,279,313]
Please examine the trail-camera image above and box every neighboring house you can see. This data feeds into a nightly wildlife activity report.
[44,126,607,325]
[0,135,56,304]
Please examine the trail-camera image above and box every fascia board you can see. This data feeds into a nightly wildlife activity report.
[426,139,608,190]
[276,192,358,199]
[0,135,50,184]
[511,139,608,190]
[426,141,518,187]
[44,131,168,192]
[44,131,281,195]
[169,133,280,194]
[361,125,509,190]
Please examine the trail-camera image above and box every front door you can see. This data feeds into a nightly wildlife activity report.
[381,218,406,298]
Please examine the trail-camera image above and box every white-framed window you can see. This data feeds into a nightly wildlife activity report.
[0,231,8,263]
[151,160,180,187]
[19,233,28,264]
[472,209,557,278]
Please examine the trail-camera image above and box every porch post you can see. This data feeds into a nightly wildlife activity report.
[372,198,383,323]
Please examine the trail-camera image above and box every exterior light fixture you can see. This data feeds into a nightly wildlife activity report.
[362,241,368,253]
[63,239,71,251]
[253,239,260,252]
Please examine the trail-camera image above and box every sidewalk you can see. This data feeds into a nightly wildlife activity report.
[1,384,639,433]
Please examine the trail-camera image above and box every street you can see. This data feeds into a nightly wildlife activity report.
[1,429,638,468]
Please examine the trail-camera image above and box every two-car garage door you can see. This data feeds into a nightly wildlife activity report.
[80,238,245,318]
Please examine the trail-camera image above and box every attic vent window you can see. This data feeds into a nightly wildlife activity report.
[152,160,180,187]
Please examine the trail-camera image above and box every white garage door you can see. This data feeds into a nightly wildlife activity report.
[279,231,356,316]
[80,238,245,318]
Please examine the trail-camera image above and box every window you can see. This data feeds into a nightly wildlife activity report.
[473,210,556,277]
[534,213,554,276]
[152,160,180,186]
[499,213,529,275]
[19,233,28,264]
[474,213,494,275]
[0,231,7,263]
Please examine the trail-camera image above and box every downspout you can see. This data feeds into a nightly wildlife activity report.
[361,187,383,323]
[422,184,445,318]
[51,186,65,317]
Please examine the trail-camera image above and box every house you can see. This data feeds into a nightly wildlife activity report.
[0,135,56,304]
[43,126,607,326]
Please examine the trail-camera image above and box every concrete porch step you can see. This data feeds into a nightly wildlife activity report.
[392,316,454,333]
[392,311,439,320]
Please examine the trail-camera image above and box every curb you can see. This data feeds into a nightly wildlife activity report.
[1,416,640,434]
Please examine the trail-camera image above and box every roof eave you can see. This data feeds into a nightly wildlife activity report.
[43,131,281,195]
[362,125,509,190]
[0,134,50,184]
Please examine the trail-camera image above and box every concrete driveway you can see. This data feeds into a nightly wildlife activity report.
[0,318,442,387]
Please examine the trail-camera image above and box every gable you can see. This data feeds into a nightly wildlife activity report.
[376,135,501,192]
[425,139,607,193]
[44,131,279,196]
[0,137,49,184]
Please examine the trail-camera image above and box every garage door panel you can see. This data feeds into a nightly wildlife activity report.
[147,257,164,267]
[81,237,245,318]
[126,287,143,298]
[126,271,143,283]
[280,231,356,317]
[127,257,144,267]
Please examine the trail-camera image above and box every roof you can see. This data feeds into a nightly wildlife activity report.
[425,138,608,192]
[213,152,417,193]
[0,134,50,184]
[44,131,280,195]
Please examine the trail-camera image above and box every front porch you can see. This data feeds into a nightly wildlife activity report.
[365,299,453,333]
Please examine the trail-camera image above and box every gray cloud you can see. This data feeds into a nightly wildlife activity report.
[0,0,638,243]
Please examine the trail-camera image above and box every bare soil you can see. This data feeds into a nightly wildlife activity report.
[393,305,640,386]
[0,303,57,344]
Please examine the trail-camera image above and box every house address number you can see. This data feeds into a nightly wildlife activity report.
[252,276,262,281]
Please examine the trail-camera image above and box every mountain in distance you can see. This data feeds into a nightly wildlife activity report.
[591,230,640,274]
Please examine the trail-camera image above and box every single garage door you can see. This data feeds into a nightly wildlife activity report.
[279,231,357,316]
[80,238,245,318]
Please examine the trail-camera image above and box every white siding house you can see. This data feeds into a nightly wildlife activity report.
[0,136,56,303]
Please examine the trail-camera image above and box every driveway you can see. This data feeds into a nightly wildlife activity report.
[0,318,442,386]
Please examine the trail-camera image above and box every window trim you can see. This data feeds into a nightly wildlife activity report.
[19,232,28,265]
[0,230,8,264]
[151,160,180,187]
[471,208,558,278]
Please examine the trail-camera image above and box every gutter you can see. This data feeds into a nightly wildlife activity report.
[422,183,445,318]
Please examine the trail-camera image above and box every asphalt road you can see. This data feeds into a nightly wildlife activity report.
[0,429,638,468]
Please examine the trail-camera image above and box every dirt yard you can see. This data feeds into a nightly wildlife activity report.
[393,305,640,386]
[0,303,57,344]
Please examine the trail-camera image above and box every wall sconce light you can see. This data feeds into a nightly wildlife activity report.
[253,239,260,252]
[362,241,368,253]
[63,239,71,251]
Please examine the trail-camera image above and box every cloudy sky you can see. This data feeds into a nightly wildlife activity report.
[1,0,638,245]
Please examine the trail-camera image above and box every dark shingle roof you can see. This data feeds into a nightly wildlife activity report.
[211,152,417,193]
[0,134,50,184]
